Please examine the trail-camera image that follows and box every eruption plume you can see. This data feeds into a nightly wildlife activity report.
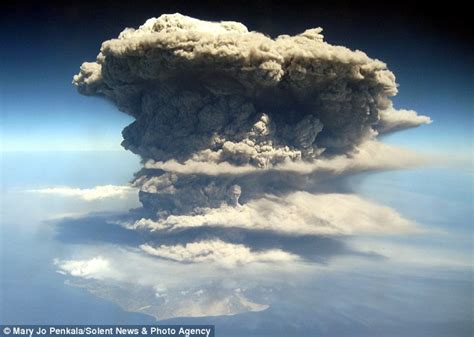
[68,13,432,319]
[74,13,429,221]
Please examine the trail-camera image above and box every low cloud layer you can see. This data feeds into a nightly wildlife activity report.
[53,249,279,320]
[29,185,136,201]
[54,256,112,279]
[129,192,419,236]
[140,239,299,267]
[142,140,426,176]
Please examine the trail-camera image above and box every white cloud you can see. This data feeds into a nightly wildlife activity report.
[130,191,420,236]
[29,185,136,201]
[143,141,428,177]
[54,256,112,279]
[377,106,432,134]
[140,239,300,267]
[52,246,294,320]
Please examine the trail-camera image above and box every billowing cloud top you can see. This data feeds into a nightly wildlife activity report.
[73,13,430,167]
[75,13,392,95]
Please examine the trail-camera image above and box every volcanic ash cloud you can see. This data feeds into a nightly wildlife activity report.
[67,14,433,318]
[73,13,430,224]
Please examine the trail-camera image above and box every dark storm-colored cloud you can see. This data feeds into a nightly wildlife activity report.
[74,14,429,165]
[73,14,430,221]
